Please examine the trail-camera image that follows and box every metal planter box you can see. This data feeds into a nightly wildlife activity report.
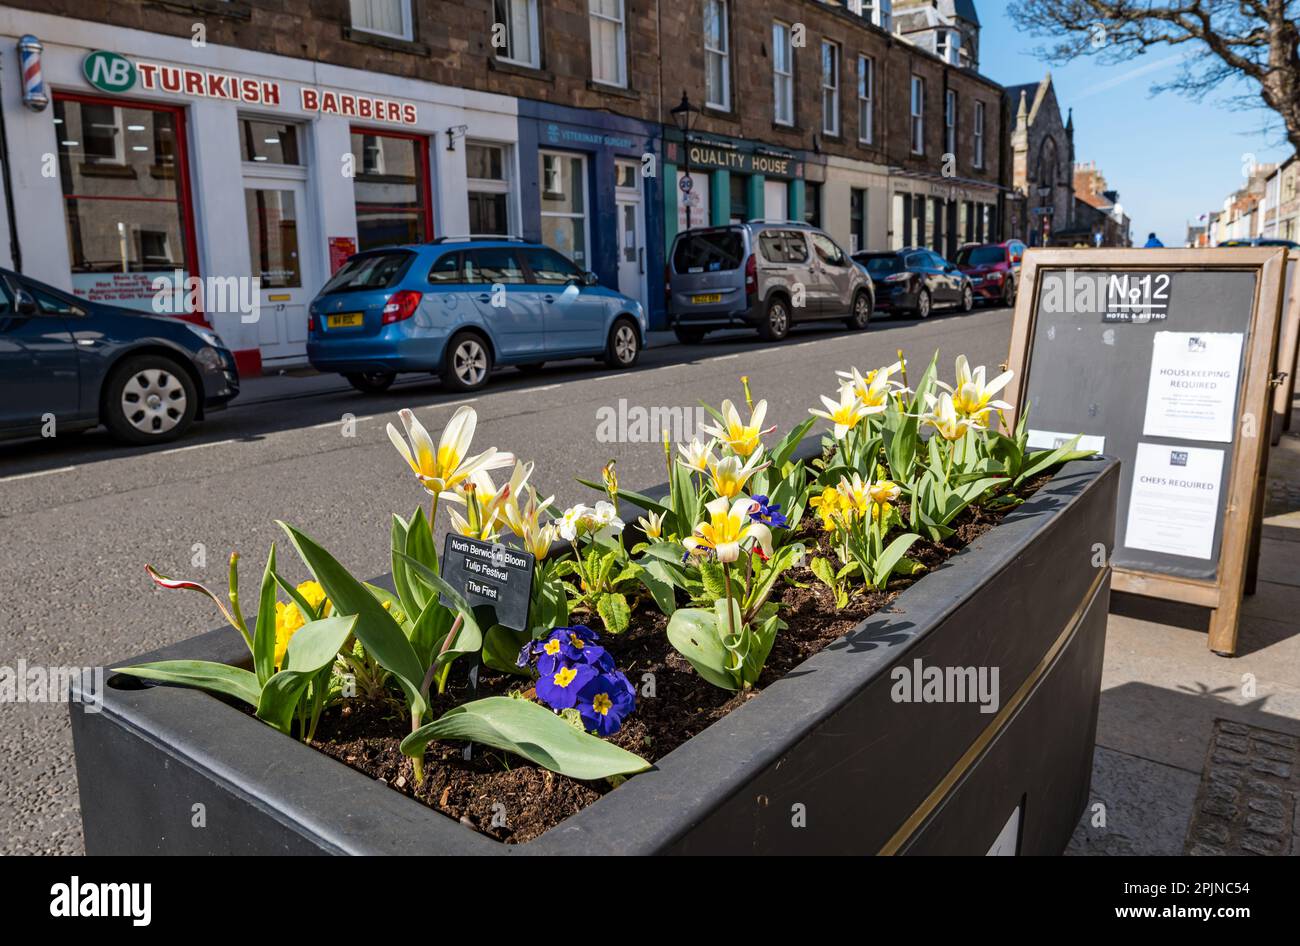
[71,457,1119,855]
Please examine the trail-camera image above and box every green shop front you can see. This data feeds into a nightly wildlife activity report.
[663,134,822,243]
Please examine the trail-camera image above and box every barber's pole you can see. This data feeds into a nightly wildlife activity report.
[18,35,48,112]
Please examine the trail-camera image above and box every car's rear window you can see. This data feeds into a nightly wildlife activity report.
[956,246,1005,266]
[860,255,903,277]
[320,252,413,293]
[673,230,745,273]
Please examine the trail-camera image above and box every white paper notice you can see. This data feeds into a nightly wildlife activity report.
[1124,443,1225,560]
[1142,331,1243,443]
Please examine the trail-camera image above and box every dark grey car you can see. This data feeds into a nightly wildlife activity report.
[667,222,873,343]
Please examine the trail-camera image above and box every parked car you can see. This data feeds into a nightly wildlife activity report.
[853,248,973,318]
[0,269,239,445]
[1217,237,1300,249]
[955,240,1026,307]
[666,221,873,343]
[307,238,647,393]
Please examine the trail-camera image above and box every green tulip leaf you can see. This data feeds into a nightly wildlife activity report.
[666,607,737,691]
[401,696,651,781]
[111,659,261,708]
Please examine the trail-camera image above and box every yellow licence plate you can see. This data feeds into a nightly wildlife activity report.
[326,312,364,328]
[692,293,722,304]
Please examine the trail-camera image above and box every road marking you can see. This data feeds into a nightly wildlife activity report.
[0,465,76,483]
[157,438,234,456]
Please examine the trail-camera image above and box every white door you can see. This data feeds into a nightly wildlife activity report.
[764,179,789,221]
[244,178,312,364]
[615,161,646,307]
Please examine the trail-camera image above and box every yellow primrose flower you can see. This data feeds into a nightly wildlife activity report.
[937,355,1014,422]
[677,437,716,473]
[706,451,770,499]
[273,581,331,669]
[684,496,774,564]
[809,386,872,439]
[702,398,772,458]
[636,510,665,540]
[919,392,984,441]
[836,363,904,411]
[386,405,514,498]
[808,486,848,531]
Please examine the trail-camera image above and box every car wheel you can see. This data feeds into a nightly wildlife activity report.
[345,371,396,394]
[960,285,974,313]
[844,290,872,330]
[517,362,546,374]
[674,326,706,345]
[103,354,198,445]
[758,295,791,341]
[604,318,641,369]
[1003,279,1016,308]
[442,332,492,391]
[915,289,932,319]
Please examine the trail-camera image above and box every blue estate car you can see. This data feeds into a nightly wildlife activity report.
[0,268,239,445]
[307,238,648,393]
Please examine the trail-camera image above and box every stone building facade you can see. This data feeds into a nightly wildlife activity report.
[1003,72,1075,247]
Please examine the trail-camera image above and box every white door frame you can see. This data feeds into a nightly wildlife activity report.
[615,159,647,308]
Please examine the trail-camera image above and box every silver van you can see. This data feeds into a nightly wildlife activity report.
[667,221,874,343]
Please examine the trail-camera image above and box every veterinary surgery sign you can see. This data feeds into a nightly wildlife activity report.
[82,49,418,125]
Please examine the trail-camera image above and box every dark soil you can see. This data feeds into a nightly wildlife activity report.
[310,476,1050,844]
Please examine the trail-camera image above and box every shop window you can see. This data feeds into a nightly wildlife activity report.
[704,0,730,110]
[244,188,301,289]
[850,188,866,254]
[539,152,588,267]
[729,174,749,224]
[350,129,431,251]
[616,162,638,189]
[241,119,301,165]
[350,0,413,41]
[55,95,195,313]
[589,0,628,88]
[494,0,540,68]
[468,141,512,236]
[804,182,822,228]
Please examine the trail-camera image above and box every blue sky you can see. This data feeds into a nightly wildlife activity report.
[978,7,1292,245]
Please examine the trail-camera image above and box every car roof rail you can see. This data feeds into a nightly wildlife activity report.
[430,234,526,244]
[745,218,807,226]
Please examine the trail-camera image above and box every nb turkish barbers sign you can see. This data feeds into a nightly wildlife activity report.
[81,49,418,125]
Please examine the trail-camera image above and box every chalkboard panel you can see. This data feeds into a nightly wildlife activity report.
[1023,268,1256,582]
[1005,248,1288,656]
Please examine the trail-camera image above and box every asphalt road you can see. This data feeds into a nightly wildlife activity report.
[0,303,1013,854]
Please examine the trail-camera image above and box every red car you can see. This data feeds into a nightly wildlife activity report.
[955,240,1026,307]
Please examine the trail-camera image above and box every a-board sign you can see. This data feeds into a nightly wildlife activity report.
[1005,248,1287,656]
[1270,252,1299,444]
[439,534,534,631]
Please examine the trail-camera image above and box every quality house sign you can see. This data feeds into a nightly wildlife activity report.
[81,49,418,125]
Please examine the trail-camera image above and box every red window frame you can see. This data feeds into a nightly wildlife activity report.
[53,91,205,325]
[349,125,434,244]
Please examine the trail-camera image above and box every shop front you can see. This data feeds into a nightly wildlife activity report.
[0,11,517,375]
[822,155,893,256]
[662,133,817,239]
[889,172,1002,259]
[515,100,664,328]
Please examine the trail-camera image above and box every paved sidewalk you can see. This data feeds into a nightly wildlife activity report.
[1069,406,1300,856]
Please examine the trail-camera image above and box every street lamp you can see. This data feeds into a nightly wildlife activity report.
[670,91,700,230]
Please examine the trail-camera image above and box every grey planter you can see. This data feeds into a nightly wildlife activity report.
[71,456,1119,855]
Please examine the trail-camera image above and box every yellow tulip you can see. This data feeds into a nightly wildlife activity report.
[386,406,514,498]
[684,496,773,564]
[810,386,872,439]
[707,451,769,499]
[937,355,1014,422]
[702,399,773,458]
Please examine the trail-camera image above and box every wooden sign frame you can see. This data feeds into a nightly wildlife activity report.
[1270,251,1299,445]
[1004,248,1288,656]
